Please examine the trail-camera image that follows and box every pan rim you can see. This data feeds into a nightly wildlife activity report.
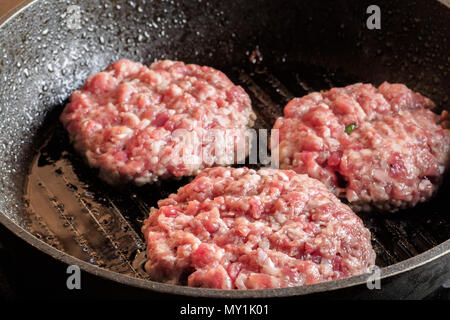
[0,0,449,298]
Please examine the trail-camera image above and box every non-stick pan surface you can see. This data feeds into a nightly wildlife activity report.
[0,0,449,298]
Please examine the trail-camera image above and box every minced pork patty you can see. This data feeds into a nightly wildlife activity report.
[60,59,256,185]
[272,82,450,212]
[142,167,375,289]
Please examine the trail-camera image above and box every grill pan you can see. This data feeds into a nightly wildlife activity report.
[0,0,449,299]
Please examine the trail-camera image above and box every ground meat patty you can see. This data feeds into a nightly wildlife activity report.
[272,82,450,212]
[60,59,255,185]
[141,167,375,289]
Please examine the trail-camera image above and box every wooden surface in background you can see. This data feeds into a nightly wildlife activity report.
[0,0,23,19]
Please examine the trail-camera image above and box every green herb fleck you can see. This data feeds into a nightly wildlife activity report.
[345,123,357,134]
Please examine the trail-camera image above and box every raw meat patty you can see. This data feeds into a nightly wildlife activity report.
[272,82,450,212]
[141,167,375,289]
[60,59,256,185]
